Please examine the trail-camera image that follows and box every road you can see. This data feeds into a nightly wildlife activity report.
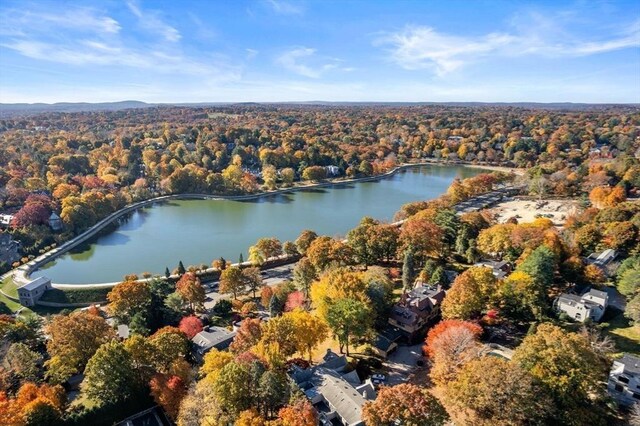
[203,263,295,310]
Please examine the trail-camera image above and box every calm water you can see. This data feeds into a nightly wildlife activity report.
[35,165,483,284]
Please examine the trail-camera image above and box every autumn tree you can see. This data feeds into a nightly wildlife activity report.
[287,309,328,360]
[325,298,371,356]
[477,223,516,258]
[399,217,444,261]
[310,267,369,319]
[425,320,483,385]
[242,267,263,299]
[496,270,546,320]
[107,279,152,323]
[45,311,115,383]
[82,341,136,406]
[230,318,263,354]
[178,316,204,339]
[150,374,188,420]
[176,273,206,312]
[294,230,318,255]
[512,323,608,425]
[445,356,552,426]
[277,399,318,426]
[441,267,497,320]
[220,266,245,299]
[249,238,283,265]
[292,257,316,301]
[362,383,448,426]
[301,166,326,181]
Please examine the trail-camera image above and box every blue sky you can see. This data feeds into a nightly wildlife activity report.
[0,0,639,103]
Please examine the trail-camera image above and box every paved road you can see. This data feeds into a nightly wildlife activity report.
[203,263,295,310]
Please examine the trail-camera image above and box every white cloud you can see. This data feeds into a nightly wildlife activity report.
[276,47,350,78]
[0,7,120,36]
[264,0,304,16]
[126,0,181,42]
[377,19,640,75]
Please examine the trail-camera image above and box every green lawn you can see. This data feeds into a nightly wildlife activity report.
[603,310,640,357]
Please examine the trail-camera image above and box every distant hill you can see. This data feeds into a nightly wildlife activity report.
[1,100,637,118]
[0,100,154,117]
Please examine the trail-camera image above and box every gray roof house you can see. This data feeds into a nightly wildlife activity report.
[553,288,608,323]
[18,276,52,307]
[191,326,236,360]
[608,353,640,407]
[291,349,376,426]
[586,249,617,269]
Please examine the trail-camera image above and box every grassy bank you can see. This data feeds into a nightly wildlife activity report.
[39,287,110,305]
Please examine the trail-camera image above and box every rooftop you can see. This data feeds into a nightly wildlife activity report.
[616,353,640,375]
[192,326,236,352]
[314,368,366,426]
[19,276,51,292]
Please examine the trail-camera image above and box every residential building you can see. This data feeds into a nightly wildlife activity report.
[17,276,52,307]
[388,284,446,342]
[371,327,402,358]
[191,326,236,360]
[553,288,608,322]
[325,165,340,177]
[49,212,63,231]
[586,249,617,270]
[608,354,640,407]
[0,232,20,265]
[0,214,13,228]
[474,260,512,279]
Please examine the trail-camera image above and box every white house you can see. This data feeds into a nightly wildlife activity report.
[608,354,640,406]
[553,288,608,322]
[18,276,52,307]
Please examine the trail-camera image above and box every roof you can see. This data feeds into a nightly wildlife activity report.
[314,369,365,426]
[585,288,608,301]
[373,334,396,352]
[616,354,640,375]
[19,276,50,292]
[117,324,130,339]
[192,326,236,353]
[319,352,348,372]
[49,212,61,220]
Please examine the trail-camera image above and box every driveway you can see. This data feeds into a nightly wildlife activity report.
[383,343,424,385]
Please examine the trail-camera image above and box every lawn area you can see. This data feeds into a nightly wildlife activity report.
[603,310,640,357]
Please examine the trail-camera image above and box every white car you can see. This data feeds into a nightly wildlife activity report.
[371,373,386,382]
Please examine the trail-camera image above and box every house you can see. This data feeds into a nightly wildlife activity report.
[586,249,617,269]
[0,232,20,265]
[607,353,640,407]
[17,276,52,307]
[116,406,172,426]
[553,288,608,322]
[49,212,63,231]
[290,349,376,426]
[0,214,13,228]
[474,260,512,279]
[191,326,236,359]
[371,327,402,358]
[117,324,130,339]
[388,285,446,342]
[325,165,340,177]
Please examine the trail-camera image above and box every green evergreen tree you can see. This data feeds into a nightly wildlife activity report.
[177,260,186,275]
[239,253,244,264]
[402,248,415,290]
[164,267,170,278]
[269,294,284,317]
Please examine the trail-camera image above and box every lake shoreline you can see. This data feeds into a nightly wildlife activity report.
[6,161,512,288]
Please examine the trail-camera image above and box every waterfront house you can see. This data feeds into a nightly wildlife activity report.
[607,353,640,406]
[0,214,13,228]
[553,288,608,322]
[49,212,63,231]
[388,284,445,342]
[18,276,52,307]
[191,326,237,360]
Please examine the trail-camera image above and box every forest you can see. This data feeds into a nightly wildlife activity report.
[1,104,639,273]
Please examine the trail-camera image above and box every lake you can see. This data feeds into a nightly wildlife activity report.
[34,164,484,284]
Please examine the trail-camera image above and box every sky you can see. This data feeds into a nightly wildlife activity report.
[0,0,639,103]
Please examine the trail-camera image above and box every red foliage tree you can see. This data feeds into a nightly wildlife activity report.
[149,374,187,420]
[178,316,203,339]
[284,291,305,312]
[11,194,52,228]
[424,319,483,358]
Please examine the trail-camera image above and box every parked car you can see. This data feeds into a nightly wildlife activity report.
[371,373,386,385]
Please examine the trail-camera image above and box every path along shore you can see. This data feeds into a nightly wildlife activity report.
[2,160,523,289]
